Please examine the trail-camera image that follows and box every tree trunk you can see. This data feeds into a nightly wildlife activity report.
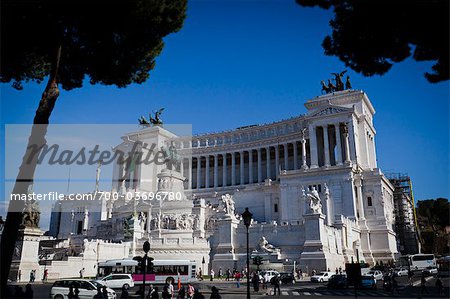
[0,45,62,292]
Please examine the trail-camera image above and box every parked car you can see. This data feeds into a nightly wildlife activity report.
[279,272,296,284]
[96,273,134,289]
[367,270,383,280]
[360,275,377,289]
[259,270,280,283]
[327,274,347,289]
[310,272,334,283]
[51,279,116,299]
[422,266,438,276]
[395,268,409,277]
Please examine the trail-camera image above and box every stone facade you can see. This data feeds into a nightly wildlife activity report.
[45,90,397,277]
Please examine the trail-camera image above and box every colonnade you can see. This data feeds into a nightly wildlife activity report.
[180,122,352,190]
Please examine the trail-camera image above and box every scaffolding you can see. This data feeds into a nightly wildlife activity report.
[386,173,421,255]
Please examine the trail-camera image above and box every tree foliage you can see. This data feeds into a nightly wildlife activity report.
[1,0,187,90]
[417,198,449,228]
[0,0,186,290]
[296,0,449,83]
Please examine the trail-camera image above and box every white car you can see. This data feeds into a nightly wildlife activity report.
[50,279,116,299]
[367,270,383,280]
[96,274,134,289]
[422,266,438,276]
[259,270,280,283]
[395,268,409,277]
[310,272,334,282]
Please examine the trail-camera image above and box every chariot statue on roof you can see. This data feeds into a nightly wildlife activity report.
[138,108,164,127]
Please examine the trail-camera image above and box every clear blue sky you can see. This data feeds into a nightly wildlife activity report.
[1,0,449,223]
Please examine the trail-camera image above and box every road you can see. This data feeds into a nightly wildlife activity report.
[5,274,449,299]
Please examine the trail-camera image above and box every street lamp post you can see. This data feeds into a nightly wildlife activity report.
[142,241,150,299]
[242,207,253,299]
[202,256,205,280]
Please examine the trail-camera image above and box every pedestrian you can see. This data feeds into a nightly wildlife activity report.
[210,269,214,281]
[435,276,443,296]
[335,268,338,275]
[420,275,428,294]
[408,270,413,286]
[391,275,400,294]
[263,272,270,290]
[162,281,173,299]
[177,284,185,299]
[226,269,231,281]
[79,268,85,278]
[209,286,222,299]
[235,271,241,288]
[18,269,22,282]
[218,268,223,279]
[121,284,129,299]
[252,272,260,292]
[102,286,108,299]
[312,269,316,276]
[151,287,160,299]
[187,283,195,299]
[272,275,281,296]
[29,270,34,283]
[327,268,330,272]
[43,269,48,282]
[24,284,33,299]
[338,266,342,274]
[198,269,203,281]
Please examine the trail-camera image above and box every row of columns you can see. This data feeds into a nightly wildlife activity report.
[179,122,351,189]
[309,122,351,169]
[186,143,305,189]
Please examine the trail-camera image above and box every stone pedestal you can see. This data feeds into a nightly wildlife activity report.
[9,227,43,282]
[212,217,240,270]
[358,219,375,265]
[299,213,329,272]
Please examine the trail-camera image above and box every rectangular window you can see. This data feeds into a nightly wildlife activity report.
[367,196,372,206]
[274,204,278,213]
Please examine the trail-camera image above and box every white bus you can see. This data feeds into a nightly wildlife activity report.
[97,258,197,284]
[398,254,436,271]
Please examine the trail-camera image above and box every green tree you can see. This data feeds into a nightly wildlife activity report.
[296,0,449,83]
[0,0,186,290]
[417,198,449,228]
[416,198,449,254]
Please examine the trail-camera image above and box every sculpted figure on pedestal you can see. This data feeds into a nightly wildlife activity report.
[21,200,40,228]
[221,194,236,218]
[307,187,322,214]
[258,236,279,253]
[138,212,146,231]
